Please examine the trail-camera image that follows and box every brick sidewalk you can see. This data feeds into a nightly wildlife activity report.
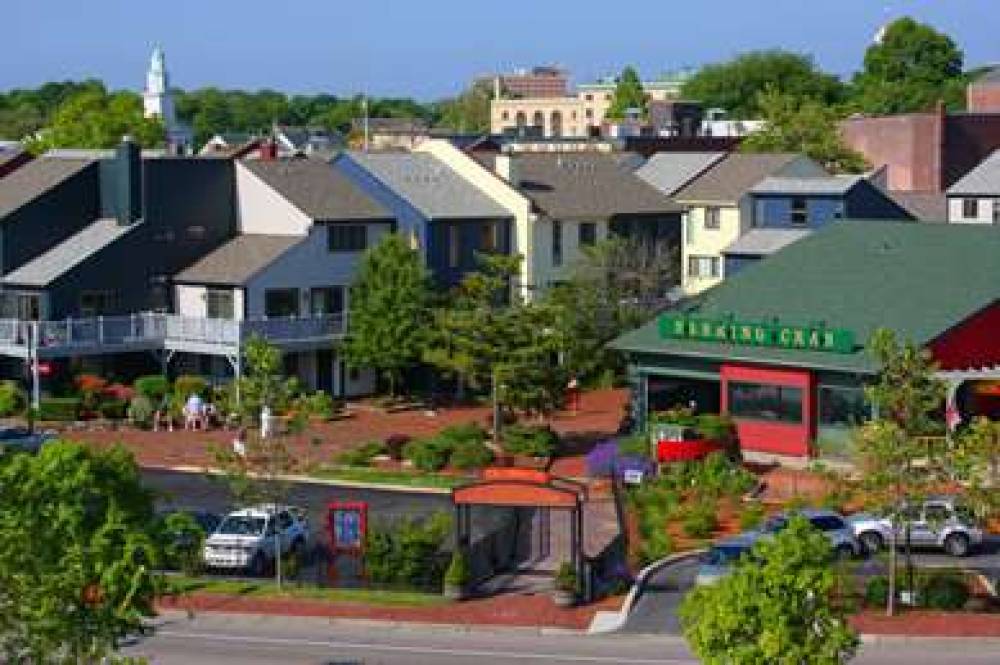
[158,590,624,630]
[850,610,1000,637]
[66,388,628,474]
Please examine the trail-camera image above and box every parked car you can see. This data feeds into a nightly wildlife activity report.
[0,427,55,456]
[652,424,721,464]
[762,509,860,559]
[695,534,758,586]
[847,497,983,557]
[203,504,310,575]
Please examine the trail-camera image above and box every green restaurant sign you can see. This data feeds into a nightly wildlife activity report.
[658,314,855,354]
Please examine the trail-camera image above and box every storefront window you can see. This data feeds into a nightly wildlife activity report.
[818,385,869,428]
[728,381,803,424]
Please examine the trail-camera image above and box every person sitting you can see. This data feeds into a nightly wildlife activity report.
[183,393,205,431]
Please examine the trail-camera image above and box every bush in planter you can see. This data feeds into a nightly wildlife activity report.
[919,571,969,610]
[38,397,82,422]
[337,441,387,467]
[449,437,494,470]
[134,375,170,400]
[437,422,487,447]
[502,424,559,458]
[403,437,452,472]
[0,380,27,417]
[681,499,719,539]
[127,395,154,428]
[173,374,207,399]
[384,434,411,461]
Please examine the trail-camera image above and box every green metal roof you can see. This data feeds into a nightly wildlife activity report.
[611,220,1000,373]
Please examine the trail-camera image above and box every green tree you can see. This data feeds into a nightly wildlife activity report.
[236,335,299,423]
[681,50,846,118]
[951,417,1000,524]
[435,80,493,133]
[680,516,858,664]
[342,233,433,396]
[606,66,647,120]
[27,89,164,153]
[741,88,869,173]
[852,17,967,114]
[0,441,160,663]
[852,328,947,615]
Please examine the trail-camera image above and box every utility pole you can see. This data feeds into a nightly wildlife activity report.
[362,96,370,152]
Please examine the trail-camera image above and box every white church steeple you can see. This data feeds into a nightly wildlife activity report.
[141,46,191,153]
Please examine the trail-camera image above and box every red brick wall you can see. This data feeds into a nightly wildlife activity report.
[968,83,1000,113]
[928,302,1000,371]
[840,113,942,191]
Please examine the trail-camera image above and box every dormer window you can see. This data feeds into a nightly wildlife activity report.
[328,224,367,252]
[790,197,808,225]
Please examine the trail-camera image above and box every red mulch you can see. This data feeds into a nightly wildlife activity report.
[158,591,623,630]
[63,388,628,475]
[850,610,1000,637]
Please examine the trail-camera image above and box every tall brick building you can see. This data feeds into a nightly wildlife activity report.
[840,69,1000,194]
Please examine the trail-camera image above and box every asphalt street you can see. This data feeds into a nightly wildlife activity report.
[123,611,1000,665]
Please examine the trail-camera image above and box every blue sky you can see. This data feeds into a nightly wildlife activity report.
[5,0,998,100]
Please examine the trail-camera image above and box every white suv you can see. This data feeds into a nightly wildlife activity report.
[848,497,983,557]
[203,504,310,575]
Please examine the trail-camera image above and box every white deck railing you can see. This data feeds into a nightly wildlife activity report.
[0,313,346,357]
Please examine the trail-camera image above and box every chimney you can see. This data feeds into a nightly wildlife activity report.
[495,153,518,186]
[115,135,142,226]
[259,139,277,161]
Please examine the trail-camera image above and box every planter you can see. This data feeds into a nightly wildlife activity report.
[442,582,468,601]
[551,588,577,608]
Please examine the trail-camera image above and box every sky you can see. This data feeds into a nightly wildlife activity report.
[5,0,999,100]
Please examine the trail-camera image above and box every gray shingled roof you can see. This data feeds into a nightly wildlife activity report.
[174,234,303,286]
[0,157,94,219]
[887,191,948,222]
[1,218,137,287]
[723,228,812,256]
[751,175,862,196]
[350,152,511,219]
[947,149,1000,196]
[674,153,803,204]
[477,152,682,221]
[242,160,391,221]
[635,152,726,196]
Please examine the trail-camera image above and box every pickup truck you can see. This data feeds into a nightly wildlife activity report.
[203,504,310,575]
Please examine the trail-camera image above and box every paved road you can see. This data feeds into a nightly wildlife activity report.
[123,611,1000,664]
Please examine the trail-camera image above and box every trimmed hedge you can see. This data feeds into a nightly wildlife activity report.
[502,424,559,457]
[449,437,493,470]
[38,397,82,422]
[403,438,452,472]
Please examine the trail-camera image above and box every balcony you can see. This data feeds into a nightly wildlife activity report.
[0,313,346,359]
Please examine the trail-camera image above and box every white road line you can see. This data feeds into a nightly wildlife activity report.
[152,630,695,664]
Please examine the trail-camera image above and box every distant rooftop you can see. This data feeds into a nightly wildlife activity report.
[947,149,1000,196]
[751,175,864,196]
[635,152,726,197]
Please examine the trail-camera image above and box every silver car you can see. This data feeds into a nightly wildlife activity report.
[762,509,861,559]
[847,497,983,557]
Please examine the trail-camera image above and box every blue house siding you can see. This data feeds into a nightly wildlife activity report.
[753,195,844,229]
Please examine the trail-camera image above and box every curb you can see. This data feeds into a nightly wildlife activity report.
[587,549,705,634]
[327,617,588,636]
[144,464,454,495]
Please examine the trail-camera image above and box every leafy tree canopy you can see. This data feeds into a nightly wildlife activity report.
[342,233,434,396]
[741,88,869,173]
[606,66,647,120]
[680,516,859,664]
[852,17,967,114]
[681,50,846,118]
[0,441,161,662]
[26,88,164,153]
[434,80,493,133]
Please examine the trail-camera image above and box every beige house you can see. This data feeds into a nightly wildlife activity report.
[671,154,826,295]
[490,78,683,138]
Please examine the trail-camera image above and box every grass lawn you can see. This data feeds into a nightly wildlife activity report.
[165,576,447,607]
[311,465,471,490]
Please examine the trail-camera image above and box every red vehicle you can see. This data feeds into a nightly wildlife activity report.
[654,425,722,464]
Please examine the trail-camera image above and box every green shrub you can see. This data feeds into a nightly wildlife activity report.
[739,501,766,530]
[502,424,559,457]
[681,500,719,539]
[403,438,452,472]
[617,433,650,458]
[0,380,26,417]
[37,397,81,422]
[127,395,154,428]
[437,422,487,446]
[920,572,969,610]
[364,513,451,590]
[303,391,338,418]
[173,374,207,399]
[555,562,578,593]
[449,438,494,470]
[133,375,170,400]
[159,511,207,576]
[337,441,387,467]
[865,575,891,607]
[695,413,736,442]
[99,399,128,420]
[649,406,697,427]
[639,529,673,567]
[444,549,471,586]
